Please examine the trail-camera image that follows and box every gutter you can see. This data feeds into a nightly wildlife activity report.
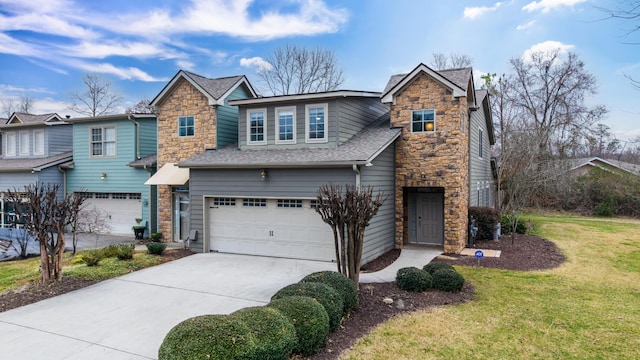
[128,114,141,160]
[352,164,361,191]
[58,166,67,196]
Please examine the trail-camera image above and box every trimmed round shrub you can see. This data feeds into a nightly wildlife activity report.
[300,271,358,316]
[158,314,257,360]
[432,269,465,292]
[115,244,135,260]
[395,267,432,292]
[271,282,343,332]
[146,242,167,255]
[81,250,101,267]
[231,306,296,360]
[423,262,455,275]
[268,296,330,356]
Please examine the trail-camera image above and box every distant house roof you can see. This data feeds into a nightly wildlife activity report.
[381,64,471,104]
[150,70,257,107]
[0,113,65,128]
[65,113,156,123]
[179,120,401,169]
[0,151,73,173]
[128,153,157,168]
[570,157,640,176]
[229,90,381,106]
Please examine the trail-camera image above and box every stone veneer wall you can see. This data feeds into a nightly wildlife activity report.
[390,73,470,253]
[156,78,217,241]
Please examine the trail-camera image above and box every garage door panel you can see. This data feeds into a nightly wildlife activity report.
[209,198,334,262]
[82,195,141,235]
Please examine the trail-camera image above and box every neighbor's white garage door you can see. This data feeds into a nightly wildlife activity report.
[208,198,334,261]
[82,193,142,235]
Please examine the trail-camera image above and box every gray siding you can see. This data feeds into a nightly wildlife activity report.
[217,86,251,148]
[469,109,495,208]
[360,144,396,264]
[37,167,65,200]
[47,125,73,156]
[189,167,356,253]
[0,172,38,192]
[337,98,389,145]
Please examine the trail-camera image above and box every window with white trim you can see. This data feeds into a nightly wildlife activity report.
[33,129,44,155]
[91,126,116,157]
[305,104,328,143]
[276,107,296,144]
[129,193,141,200]
[111,193,128,199]
[19,131,29,155]
[479,129,484,159]
[5,132,16,156]
[412,109,436,133]
[95,193,109,199]
[213,198,236,206]
[247,109,267,145]
[178,116,195,137]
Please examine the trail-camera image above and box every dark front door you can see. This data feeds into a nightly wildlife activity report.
[413,193,444,246]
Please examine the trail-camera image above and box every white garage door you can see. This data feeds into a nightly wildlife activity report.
[208,198,335,262]
[81,193,142,235]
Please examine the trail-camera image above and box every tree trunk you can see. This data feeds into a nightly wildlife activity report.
[39,242,50,283]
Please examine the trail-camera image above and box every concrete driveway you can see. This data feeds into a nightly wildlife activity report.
[0,253,335,359]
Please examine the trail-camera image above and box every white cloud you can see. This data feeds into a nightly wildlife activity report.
[516,20,537,30]
[175,60,196,71]
[58,41,182,59]
[464,2,502,19]
[522,40,574,62]
[101,0,349,40]
[522,0,586,13]
[72,61,168,82]
[0,33,43,57]
[240,57,273,72]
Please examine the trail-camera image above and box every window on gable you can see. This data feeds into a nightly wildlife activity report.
[5,132,16,156]
[178,116,195,137]
[276,107,296,144]
[306,104,328,143]
[247,109,266,145]
[91,126,116,157]
[33,130,44,155]
[412,109,436,133]
[19,131,29,155]
[479,129,484,159]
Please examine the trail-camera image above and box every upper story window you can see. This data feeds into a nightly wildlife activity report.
[91,126,116,157]
[178,116,195,137]
[33,130,44,155]
[479,129,484,159]
[306,104,328,143]
[412,109,436,133]
[5,132,16,157]
[276,107,296,144]
[247,109,267,145]
[19,131,29,155]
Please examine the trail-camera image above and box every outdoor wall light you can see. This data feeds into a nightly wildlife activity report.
[100,172,107,180]
[260,169,267,181]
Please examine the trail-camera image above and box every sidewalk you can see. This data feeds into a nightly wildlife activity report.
[360,245,442,283]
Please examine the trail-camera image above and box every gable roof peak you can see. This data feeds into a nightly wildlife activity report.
[381,63,467,104]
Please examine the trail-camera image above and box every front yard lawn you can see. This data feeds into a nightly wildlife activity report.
[343,214,640,359]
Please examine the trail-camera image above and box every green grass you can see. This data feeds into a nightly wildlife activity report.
[344,213,640,359]
[0,249,166,293]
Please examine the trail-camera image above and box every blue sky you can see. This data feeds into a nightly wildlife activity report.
[1,0,639,141]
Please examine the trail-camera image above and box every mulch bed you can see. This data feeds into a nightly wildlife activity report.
[0,235,564,359]
[0,249,194,313]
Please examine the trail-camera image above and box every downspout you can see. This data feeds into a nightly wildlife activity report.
[128,114,141,160]
[352,164,361,191]
[58,165,67,198]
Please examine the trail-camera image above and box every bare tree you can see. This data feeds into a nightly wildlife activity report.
[1,98,15,119]
[2,94,34,118]
[7,183,84,282]
[126,98,153,114]
[508,50,607,158]
[75,205,111,252]
[599,2,640,89]
[431,53,473,70]
[7,227,32,259]
[68,73,123,117]
[256,45,344,95]
[18,94,33,113]
[315,184,384,287]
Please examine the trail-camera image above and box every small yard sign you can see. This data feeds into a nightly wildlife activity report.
[475,250,484,266]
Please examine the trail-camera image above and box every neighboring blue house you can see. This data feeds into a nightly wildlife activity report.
[0,112,72,227]
[62,113,157,236]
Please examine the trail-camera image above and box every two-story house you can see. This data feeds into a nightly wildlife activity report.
[62,114,158,235]
[0,112,72,227]
[152,63,495,261]
[146,71,257,242]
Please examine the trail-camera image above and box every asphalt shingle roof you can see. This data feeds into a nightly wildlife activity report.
[382,67,472,95]
[182,72,245,100]
[128,153,157,168]
[180,120,401,168]
[2,113,61,126]
[0,151,73,172]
